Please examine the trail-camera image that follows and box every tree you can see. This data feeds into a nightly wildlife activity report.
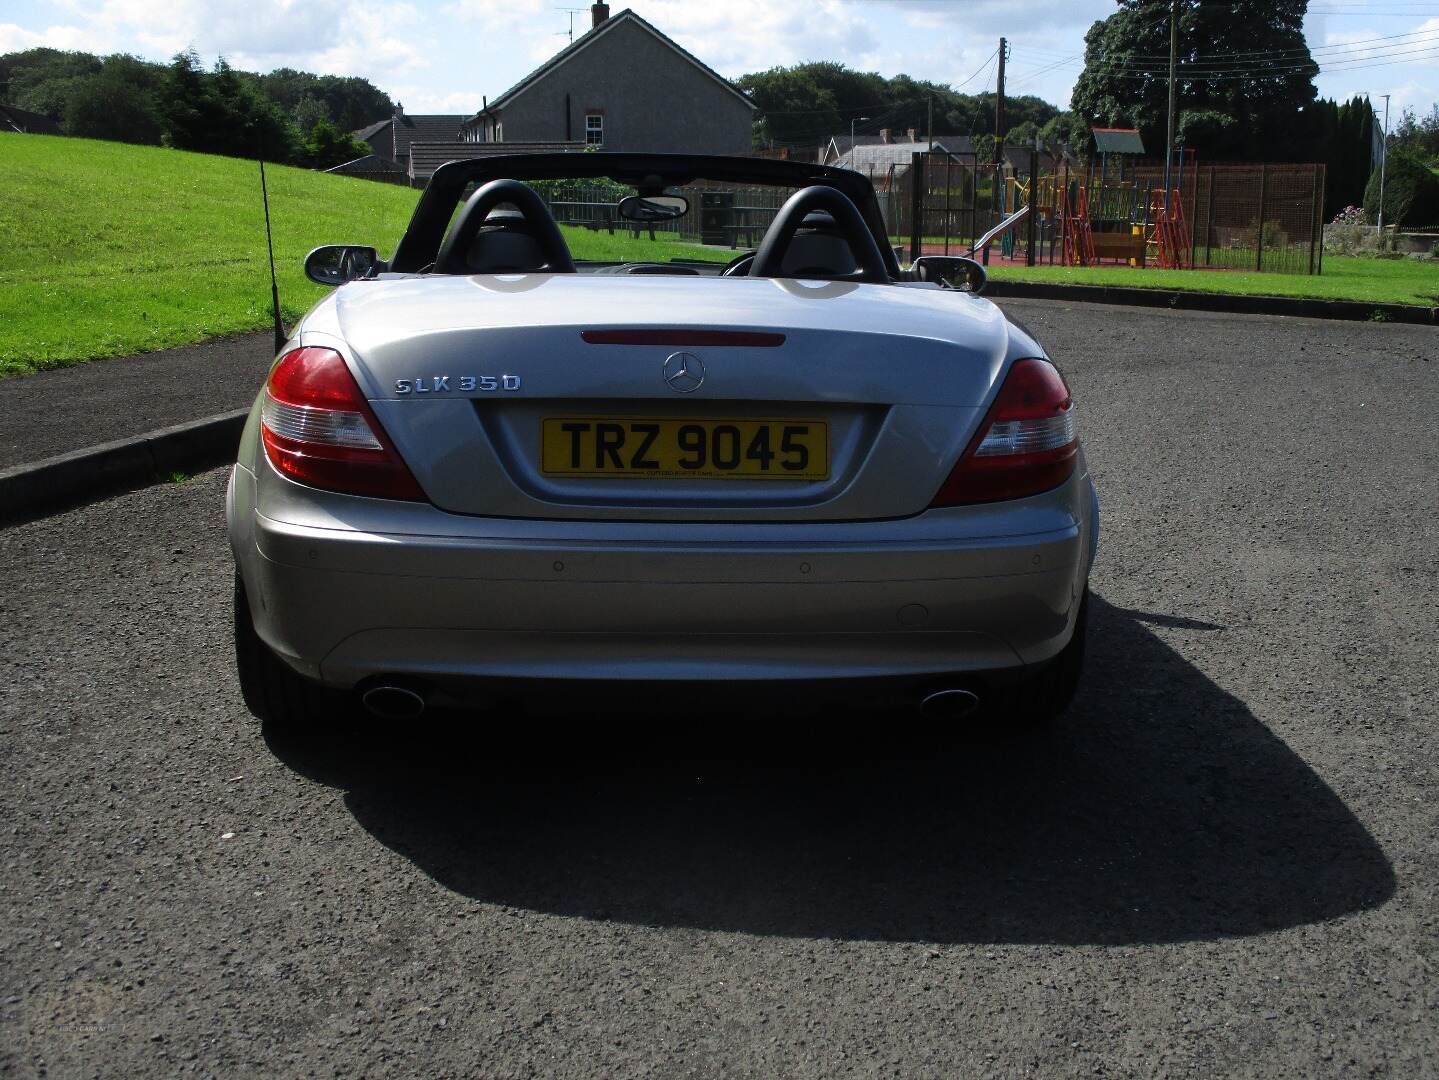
[1,45,384,167]
[1307,94,1375,218]
[1365,147,1439,228]
[1039,111,1095,159]
[62,54,162,143]
[4,48,99,117]
[292,94,329,137]
[736,61,1059,150]
[305,118,370,169]
[1006,120,1039,148]
[1070,0,1317,161]
[256,68,393,132]
[158,51,302,163]
[1392,104,1439,166]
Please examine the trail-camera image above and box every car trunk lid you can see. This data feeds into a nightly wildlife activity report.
[332,275,1012,521]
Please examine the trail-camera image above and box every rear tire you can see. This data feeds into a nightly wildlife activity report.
[985,586,1088,731]
[233,573,337,729]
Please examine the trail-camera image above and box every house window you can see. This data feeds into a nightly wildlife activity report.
[585,113,603,147]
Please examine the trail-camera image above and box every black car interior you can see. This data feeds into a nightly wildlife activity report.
[395,153,905,275]
[432,174,896,283]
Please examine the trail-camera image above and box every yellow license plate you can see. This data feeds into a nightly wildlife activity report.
[541,417,829,480]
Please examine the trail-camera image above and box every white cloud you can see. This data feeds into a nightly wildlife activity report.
[0,20,115,53]
[1313,15,1439,115]
[16,0,433,79]
[385,87,483,113]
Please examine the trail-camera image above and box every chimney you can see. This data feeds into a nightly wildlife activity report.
[591,2,609,27]
[907,127,917,142]
[879,127,891,143]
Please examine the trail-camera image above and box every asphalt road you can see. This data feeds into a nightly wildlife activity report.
[0,333,271,469]
[2,300,1435,1078]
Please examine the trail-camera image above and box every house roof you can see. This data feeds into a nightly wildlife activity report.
[353,114,470,161]
[1092,127,1145,155]
[1,105,63,136]
[327,154,407,176]
[473,8,754,119]
[820,133,887,163]
[353,119,392,141]
[839,138,973,169]
[406,140,586,180]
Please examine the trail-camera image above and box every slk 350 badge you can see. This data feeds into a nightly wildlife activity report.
[395,375,521,394]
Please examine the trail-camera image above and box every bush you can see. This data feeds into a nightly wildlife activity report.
[1364,147,1439,227]
[1324,204,1378,256]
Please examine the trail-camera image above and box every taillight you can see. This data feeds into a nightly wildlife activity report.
[929,357,1078,507]
[260,346,425,501]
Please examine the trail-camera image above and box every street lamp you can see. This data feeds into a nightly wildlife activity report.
[1377,93,1391,234]
[851,116,870,146]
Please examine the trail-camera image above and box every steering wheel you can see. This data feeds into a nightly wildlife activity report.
[720,251,754,277]
[748,186,890,284]
[434,179,576,275]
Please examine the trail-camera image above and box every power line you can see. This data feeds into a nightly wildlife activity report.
[1013,35,1439,80]
[1076,46,1439,80]
[954,48,999,91]
[1008,54,1083,89]
[1005,26,1439,91]
[1076,33,1438,69]
[1116,27,1439,63]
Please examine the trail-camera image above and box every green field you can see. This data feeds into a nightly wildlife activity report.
[0,133,729,375]
[986,257,1439,308]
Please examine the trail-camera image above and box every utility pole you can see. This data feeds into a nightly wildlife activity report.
[1164,0,1179,207]
[994,37,1007,164]
[927,93,933,151]
[1377,93,1391,233]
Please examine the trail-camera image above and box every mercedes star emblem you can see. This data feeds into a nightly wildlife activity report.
[663,351,705,393]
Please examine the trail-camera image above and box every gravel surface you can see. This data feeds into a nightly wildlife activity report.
[0,333,270,468]
[1,301,1435,1078]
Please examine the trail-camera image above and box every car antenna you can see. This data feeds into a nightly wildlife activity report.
[256,127,286,355]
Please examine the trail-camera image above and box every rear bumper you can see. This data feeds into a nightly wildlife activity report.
[229,464,1093,689]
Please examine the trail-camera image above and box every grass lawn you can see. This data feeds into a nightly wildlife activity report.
[557,226,733,264]
[986,257,1439,308]
[0,133,727,376]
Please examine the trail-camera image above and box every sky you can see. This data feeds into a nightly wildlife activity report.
[3,0,1436,135]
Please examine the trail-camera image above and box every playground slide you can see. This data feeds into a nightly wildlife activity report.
[969,204,1030,256]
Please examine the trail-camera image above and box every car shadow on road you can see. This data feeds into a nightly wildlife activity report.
[266,595,1395,945]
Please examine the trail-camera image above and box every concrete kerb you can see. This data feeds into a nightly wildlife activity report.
[984,280,1439,325]
[0,409,248,527]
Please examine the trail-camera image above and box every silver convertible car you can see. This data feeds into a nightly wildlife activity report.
[228,153,1098,730]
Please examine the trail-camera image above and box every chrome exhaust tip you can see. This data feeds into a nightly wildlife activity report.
[919,688,981,720]
[360,684,427,720]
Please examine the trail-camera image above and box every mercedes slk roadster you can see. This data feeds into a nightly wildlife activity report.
[228,153,1098,729]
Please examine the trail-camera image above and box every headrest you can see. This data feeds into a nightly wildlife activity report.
[799,210,838,230]
[482,207,526,227]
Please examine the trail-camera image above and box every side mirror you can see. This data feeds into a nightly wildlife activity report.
[304,245,381,286]
[911,255,987,294]
[617,195,689,223]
